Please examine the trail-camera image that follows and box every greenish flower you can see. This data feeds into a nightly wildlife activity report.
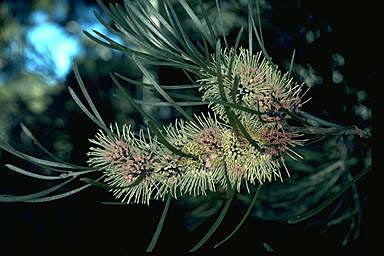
[87,124,181,204]
[200,48,305,127]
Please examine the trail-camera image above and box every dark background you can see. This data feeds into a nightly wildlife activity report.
[0,0,373,254]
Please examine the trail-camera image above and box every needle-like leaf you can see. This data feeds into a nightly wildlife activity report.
[288,165,371,224]
[146,195,172,252]
[189,190,235,252]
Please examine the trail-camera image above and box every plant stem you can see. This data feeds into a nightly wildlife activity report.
[286,125,366,138]
[297,111,344,128]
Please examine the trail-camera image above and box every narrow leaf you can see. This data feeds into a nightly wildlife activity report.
[146,195,172,252]
[0,178,74,202]
[297,111,344,129]
[147,120,194,159]
[166,92,268,116]
[20,123,89,169]
[231,75,240,102]
[228,111,263,152]
[288,165,371,224]
[5,164,66,180]
[255,0,264,46]
[199,0,217,44]
[177,0,214,46]
[114,72,201,89]
[215,0,228,47]
[288,49,296,77]
[216,40,227,102]
[133,56,194,122]
[134,100,207,107]
[0,141,84,170]
[100,201,133,205]
[214,185,262,248]
[248,1,273,65]
[73,62,107,129]
[227,27,244,78]
[20,123,67,163]
[68,87,109,133]
[189,190,235,252]
[110,73,160,127]
[25,183,93,203]
[81,173,145,190]
[248,12,253,56]
[164,1,207,71]
[263,242,274,252]
[80,177,110,190]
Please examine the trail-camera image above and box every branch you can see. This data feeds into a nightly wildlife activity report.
[286,125,368,138]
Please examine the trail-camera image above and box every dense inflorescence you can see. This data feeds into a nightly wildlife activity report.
[87,49,306,204]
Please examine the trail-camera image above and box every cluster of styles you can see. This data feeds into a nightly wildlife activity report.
[88,48,306,204]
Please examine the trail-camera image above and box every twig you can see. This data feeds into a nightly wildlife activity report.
[286,126,366,138]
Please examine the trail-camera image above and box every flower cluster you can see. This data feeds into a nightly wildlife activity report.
[201,48,305,126]
[87,49,306,204]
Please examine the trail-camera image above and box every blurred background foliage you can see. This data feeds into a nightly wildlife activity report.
[0,0,371,254]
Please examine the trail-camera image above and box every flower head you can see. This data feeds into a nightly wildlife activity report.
[200,48,305,127]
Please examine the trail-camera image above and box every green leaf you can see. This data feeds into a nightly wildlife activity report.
[177,0,214,46]
[288,165,371,224]
[263,242,275,252]
[297,111,344,129]
[228,111,263,152]
[231,75,240,102]
[137,0,175,36]
[248,13,253,56]
[68,86,110,133]
[99,201,133,205]
[133,56,194,122]
[20,123,58,160]
[128,2,185,56]
[216,40,225,99]
[79,177,110,190]
[96,0,115,22]
[134,100,207,107]
[189,190,235,252]
[288,48,296,77]
[5,164,67,180]
[214,185,262,248]
[146,195,172,252]
[166,92,268,116]
[25,183,93,203]
[215,50,263,151]
[114,72,201,89]
[93,10,121,35]
[215,0,228,48]
[19,125,94,172]
[147,120,194,159]
[255,0,264,46]
[118,3,186,63]
[84,30,129,53]
[163,1,207,71]
[110,73,160,127]
[0,140,84,170]
[199,0,217,44]
[248,1,273,66]
[227,26,244,78]
[0,178,74,202]
[73,62,107,129]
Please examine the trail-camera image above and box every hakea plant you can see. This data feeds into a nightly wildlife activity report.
[0,0,370,252]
